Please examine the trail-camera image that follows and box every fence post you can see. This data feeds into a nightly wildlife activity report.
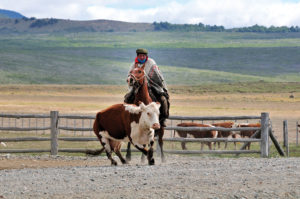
[260,112,269,158]
[50,111,59,155]
[283,120,289,157]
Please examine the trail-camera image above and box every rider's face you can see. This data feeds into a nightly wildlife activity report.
[137,54,147,60]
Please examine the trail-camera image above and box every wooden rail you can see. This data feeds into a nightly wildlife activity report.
[0,111,271,157]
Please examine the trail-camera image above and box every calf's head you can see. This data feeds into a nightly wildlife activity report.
[125,102,161,130]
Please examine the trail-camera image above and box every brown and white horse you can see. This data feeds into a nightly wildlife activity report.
[126,65,166,162]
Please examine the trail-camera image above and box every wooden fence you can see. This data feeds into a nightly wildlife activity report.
[0,111,276,157]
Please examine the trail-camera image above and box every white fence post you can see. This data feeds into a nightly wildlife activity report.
[50,111,59,155]
[260,112,269,158]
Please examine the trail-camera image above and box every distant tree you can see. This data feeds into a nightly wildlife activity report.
[153,21,225,32]
[29,18,58,28]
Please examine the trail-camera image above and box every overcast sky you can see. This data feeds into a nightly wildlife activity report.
[1,0,300,28]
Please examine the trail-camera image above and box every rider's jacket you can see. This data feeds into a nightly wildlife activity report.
[128,57,167,93]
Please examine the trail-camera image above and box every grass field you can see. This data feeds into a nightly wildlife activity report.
[0,32,299,84]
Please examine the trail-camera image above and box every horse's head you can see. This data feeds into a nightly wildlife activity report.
[127,67,145,87]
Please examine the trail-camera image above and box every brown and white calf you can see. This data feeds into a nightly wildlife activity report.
[237,123,261,150]
[212,122,237,149]
[93,102,161,165]
[176,122,218,150]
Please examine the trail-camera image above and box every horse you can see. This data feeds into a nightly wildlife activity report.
[126,65,166,163]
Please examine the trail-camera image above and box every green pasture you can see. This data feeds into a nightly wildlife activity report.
[0,31,300,84]
[2,32,300,48]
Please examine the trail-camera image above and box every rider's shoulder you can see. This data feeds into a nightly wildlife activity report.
[147,57,156,65]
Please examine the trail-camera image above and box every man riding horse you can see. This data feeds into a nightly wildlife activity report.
[124,48,170,127]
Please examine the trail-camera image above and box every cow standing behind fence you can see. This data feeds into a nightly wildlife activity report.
[176,122,218,150]
[237,123,261,150]
[212,122,237,149]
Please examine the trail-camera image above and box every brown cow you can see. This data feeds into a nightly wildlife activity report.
[93,102,161,165]
[212,122,237,149]
[176,122,218,150]
[237,123,261,150]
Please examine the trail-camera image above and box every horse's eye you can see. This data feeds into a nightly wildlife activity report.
[138,71,142,74]
[147,112,151,116]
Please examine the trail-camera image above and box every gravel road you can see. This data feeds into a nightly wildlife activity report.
[0,154,300,199]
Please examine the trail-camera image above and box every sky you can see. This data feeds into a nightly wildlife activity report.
[1,0,300,28]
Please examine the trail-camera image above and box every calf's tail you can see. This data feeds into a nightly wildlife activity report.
[93,112,103,134]
[86,112,105,156]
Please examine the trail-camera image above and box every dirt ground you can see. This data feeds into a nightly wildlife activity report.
[0,85,299,170]
[0,155,300,199]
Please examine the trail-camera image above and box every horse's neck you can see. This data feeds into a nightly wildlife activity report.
[134,78,152,105]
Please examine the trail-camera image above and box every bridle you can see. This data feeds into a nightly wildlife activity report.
[128,63,146,88]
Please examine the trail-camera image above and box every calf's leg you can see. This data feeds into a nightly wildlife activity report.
[100,137,118,166]
[110,140,127,164]
[147,140,155,165]
[134,144,155,166]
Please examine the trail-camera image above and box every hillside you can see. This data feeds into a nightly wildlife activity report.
[0,9,25,19]
[0,18,154,33]
[0,31,299,85]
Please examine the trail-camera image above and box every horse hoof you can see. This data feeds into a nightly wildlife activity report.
[148,158,155,165]
[111,160,118,166]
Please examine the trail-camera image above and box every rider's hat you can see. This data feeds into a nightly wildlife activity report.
[136,48,148,55]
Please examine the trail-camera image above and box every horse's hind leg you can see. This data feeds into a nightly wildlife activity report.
[141,145,146,163]
[126,142,131,162]
[156,128,165,162]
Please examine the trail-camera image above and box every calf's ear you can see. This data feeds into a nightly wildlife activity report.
[155,102,161,109]
[139,102,146,110]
